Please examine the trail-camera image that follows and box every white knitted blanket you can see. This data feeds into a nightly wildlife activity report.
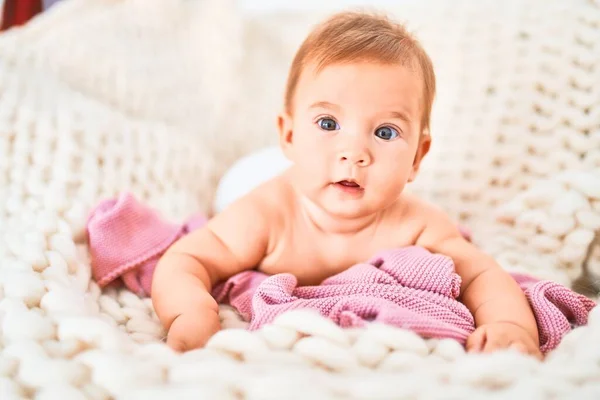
[0,0,599,398]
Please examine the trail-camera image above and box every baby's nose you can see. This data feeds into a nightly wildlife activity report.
[339,150,371,166]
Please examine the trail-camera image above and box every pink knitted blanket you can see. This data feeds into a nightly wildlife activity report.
[87,193,597,353]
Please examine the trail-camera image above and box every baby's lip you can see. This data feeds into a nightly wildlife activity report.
[334,179,362,188]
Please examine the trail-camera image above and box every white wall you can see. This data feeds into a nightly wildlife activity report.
[238,0,418,13]
[0,0,418,26]
[0,0,415,15]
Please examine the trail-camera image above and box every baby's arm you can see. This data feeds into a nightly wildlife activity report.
[151,193,270,351]
[415,204,541,357]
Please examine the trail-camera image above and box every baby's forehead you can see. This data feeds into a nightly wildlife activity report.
[296,61,425,101]
[290,61,425,127]
[301,59,424,87]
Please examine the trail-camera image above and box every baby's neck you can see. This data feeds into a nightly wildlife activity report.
[298,196,381,236]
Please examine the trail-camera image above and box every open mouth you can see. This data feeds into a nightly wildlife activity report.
[337,180,360,188]
[333,179,364,194]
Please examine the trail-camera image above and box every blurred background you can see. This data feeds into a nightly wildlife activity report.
[0,0,598,285]
[1,0,415,28]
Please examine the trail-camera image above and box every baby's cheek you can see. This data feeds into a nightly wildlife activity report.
[302,147,328,169]
[373,169,408,195]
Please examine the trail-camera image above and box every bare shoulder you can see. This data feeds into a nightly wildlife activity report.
[391,191,447,221]
[395,192,463,246]
[206,168,292,249]
[253,169,296,210]
[208,169,290,229]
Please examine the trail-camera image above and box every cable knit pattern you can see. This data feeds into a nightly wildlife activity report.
[0,0,599,398]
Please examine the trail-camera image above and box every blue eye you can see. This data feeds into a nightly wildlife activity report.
[375,126,399,140]
[317,117,339,131]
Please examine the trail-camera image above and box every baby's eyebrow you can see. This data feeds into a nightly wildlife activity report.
[384,110,413,125]
[309,101,340,111]
[309,101,413,125]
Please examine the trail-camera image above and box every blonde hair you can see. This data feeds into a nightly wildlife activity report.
[284,11,436,133]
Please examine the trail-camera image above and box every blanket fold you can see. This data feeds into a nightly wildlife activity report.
[86,192,206,296]
[86,193,597,353]
[211,247,476,343]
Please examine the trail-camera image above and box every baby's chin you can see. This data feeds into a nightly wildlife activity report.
[318,198,381,221]
[297,185,388,222]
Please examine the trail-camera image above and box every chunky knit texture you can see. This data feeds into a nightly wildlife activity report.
[86,193,596,355]
[214,255,596,355]
[0,0,599,398]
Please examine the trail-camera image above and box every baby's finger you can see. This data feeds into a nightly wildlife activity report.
[511,342,543,361]
[466,328,486,353]
[166,311,220,352]
[166,316,194,352]
[481,333,510,353]
[509,342,528,355]
[167,334,190,352]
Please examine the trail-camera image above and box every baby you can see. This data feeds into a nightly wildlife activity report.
[152,11,542,358]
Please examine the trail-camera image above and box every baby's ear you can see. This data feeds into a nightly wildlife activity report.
[408,132,431,182]
[277,111,294,160]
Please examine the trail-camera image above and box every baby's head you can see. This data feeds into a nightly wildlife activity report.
[278,11,435,220]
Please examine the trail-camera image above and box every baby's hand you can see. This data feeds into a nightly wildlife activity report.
[466,322,542,360]
[166,309,221,352]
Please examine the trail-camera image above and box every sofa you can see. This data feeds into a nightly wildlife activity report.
[0,0,598,398]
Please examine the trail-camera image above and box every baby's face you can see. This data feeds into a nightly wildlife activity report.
[279,61,430,220]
